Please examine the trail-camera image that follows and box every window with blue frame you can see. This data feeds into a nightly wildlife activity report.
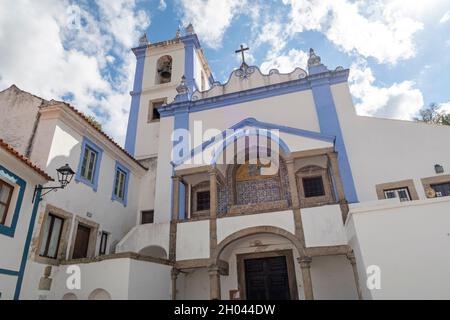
[111,162,129,206]
[0,165,26,237]
[76,138,103,191]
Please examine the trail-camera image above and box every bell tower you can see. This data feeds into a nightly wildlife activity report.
[124,25,213,158]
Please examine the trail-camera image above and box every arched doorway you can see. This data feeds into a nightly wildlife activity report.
[212,226,304,300]
[62,293,78,300]
[138,245,168,259]
[88,288,112,300]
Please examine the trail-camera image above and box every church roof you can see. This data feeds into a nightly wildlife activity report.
[0,138,54,181]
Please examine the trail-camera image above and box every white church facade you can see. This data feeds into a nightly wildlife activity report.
[1,26,450,300]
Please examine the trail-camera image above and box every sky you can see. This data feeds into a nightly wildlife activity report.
[1,0,449,146]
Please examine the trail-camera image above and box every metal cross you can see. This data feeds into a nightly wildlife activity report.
[235,44,250,65]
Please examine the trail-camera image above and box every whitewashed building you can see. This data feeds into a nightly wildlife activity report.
[0,139,52,300]
[1,26,450,300]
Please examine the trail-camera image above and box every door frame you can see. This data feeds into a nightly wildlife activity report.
[236,249,299,300]
[69,216,99,260]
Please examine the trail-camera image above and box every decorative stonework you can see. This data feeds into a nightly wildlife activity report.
[191,66,308,101]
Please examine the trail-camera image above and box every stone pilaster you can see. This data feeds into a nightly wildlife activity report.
[209,265,221,300]
[298,256,314,300]
[171,268,180,300]
[286,157,306,246]
[169,176,180,262]
[209,169,218,255]
[327,152,349,222]
[347,252,363,300]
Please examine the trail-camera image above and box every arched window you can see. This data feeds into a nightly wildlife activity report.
[156,55,172,84]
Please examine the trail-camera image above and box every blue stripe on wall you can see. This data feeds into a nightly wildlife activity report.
[124,47,147,156]
[309,78,359,203]
[173,110,189,220]
[0,268,19,276]
[14,188,41,300]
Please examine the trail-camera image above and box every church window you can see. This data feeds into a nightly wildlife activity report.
[302,176,325,198]
[141,210,154,224]
[39,213,64,259]
[431,182,450,197]
[384,188,411,202]
[148,99,166,123]
[0,180,13,226]
[196,191,210,211]
[112,162,129,206]
[99,231,108,256]
[156,55,173,84]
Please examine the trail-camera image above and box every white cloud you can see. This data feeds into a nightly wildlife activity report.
[260,49,308,73]
[440,11,450,24]
[349,60,424,120]
[177,0,248,49]
[158,0,167,11]
[281,0,424,64]
[439,102,450,113]
[0,0,150,145]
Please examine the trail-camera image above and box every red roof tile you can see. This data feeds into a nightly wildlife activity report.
[0,139,54,181]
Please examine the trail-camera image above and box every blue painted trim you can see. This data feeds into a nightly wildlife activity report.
[0,166,26,237]
[14,188,41,300]
[159,69,350,118]
[0,268,19,276]
[181,37,196,94]
[173,108,189,220]
[309,77,358,203]
[172,117,335,167]
[75,137,103,192]
[124,46,147,155]
[111,161,130,207]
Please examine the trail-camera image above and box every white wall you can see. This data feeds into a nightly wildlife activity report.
[346,197,450,299]
[302,204,348,248]
[331,82,450,203]
[217,210,296,243]
[0,86,43,155]
[116,222,170,255]
[176,220,210,260]
[310,255,358,300]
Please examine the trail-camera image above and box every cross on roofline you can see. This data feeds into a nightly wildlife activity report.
[235,44,250,66]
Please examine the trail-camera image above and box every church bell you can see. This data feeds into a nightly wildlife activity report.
[158,63,172,81]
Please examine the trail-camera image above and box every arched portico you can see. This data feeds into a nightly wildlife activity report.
[208,226,313,300]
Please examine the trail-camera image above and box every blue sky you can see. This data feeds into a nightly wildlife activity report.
[1,0,449,145]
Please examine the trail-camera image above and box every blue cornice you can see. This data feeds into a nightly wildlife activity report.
[159,69,350,118]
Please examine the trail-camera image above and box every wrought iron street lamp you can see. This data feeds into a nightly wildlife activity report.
[33,164,75,203]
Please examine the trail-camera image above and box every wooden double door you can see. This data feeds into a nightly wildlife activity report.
[239,251,298,300]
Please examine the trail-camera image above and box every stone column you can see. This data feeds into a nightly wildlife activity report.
[209,265,221,300]
[171,268,180,300]
[169,176,180,261]
[298,256,314,300]
[327,152,349,222]
[209,169,218,254]
[347,252,363,300]
[286,157,306,246]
